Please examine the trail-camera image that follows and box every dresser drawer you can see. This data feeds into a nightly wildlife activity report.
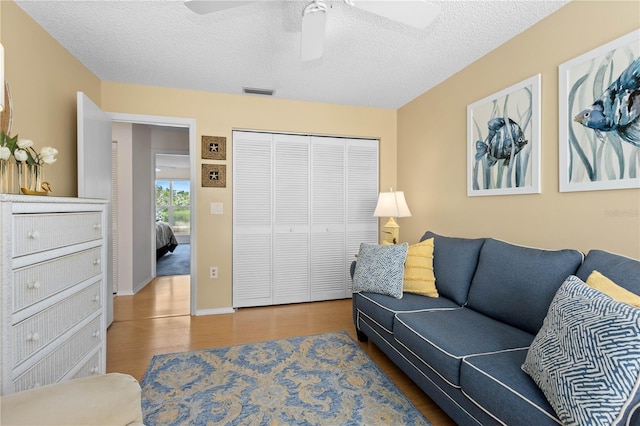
[12,247,103,313]
[12,316,103,392]
[71,350,102,380]
[12,282,102,366]
[13,212,103,257]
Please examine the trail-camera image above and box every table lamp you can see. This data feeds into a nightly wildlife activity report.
[373,190,411,244]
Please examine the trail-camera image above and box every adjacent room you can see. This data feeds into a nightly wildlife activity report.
[0,1,639,425]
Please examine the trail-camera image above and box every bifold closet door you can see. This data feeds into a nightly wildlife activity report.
[345,139,379,292]
[310,137,346,301]
[273,134,310,304]
[233,131,273,308]
[233,131,378,308]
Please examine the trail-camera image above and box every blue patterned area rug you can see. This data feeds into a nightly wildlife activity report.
[141,331,430,425]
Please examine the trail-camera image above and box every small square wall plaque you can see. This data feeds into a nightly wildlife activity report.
[202,164,226,188]
[202,136,226,160]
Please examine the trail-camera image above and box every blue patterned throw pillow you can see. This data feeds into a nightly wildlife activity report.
[353,243,408,299]
[522,275,640,425]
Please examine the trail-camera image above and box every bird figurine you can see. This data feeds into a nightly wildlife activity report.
[574,56,640,147]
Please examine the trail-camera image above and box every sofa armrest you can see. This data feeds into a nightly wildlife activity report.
[0,373,143,426]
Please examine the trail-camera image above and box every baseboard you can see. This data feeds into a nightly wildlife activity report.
[195,307,236,316]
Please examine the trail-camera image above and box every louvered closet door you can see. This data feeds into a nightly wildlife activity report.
[310,137,346,301]
[273,134,310,304]
[233,131,273,308]
[346,139,379,292]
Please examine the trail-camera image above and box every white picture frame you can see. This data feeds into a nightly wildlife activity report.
[559,29,640,192]
[467,74,541,196]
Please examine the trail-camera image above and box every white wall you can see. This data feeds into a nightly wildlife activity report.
[132,124,154,293]
[112,122,134,295]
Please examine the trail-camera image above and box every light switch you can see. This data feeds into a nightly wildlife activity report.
[210,202,223,214]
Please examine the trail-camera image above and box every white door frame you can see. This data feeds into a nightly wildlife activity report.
[109,112,197,316]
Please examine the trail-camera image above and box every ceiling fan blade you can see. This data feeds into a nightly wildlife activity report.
[184,0,258,15]
[301,2,327,62]
[350,0,440,29]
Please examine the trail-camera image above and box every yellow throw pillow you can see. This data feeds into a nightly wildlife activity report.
[586,270,640,309]
[403,238,438,298]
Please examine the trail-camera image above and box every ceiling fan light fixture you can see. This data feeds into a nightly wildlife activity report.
[301,1,327,62]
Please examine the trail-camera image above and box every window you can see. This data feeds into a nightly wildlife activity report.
[156,180,191,236]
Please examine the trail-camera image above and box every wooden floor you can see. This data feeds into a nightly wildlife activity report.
[107,275,455,425]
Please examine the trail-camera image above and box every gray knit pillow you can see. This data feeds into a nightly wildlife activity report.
[353,243,408,299]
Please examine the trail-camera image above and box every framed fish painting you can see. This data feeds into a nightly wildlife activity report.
[559,29,640,192]
[467,74,541,196]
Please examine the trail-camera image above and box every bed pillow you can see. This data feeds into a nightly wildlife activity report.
[353,243,408,299]
[403,238,438,297]
[587,270,640,308]
[522,275,640,425]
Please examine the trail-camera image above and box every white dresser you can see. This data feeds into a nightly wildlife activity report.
[0,195,107,395]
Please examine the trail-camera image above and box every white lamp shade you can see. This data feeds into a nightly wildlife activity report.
[373,191,411,218]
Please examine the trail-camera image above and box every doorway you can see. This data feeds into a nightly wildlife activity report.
[110,114,197,316]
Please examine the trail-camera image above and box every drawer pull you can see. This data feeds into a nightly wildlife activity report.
[26,332,40,342]
[92,295,100,302]
[93,259,101,266]
[27,230,41,239]
[27,281,41,290]
[92,330,100,338]
[93,224,102,230]
[90,367,99,374]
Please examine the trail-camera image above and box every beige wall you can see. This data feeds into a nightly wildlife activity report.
[101,82,397,311]
[398,1,640,259]
[1,1,101,196]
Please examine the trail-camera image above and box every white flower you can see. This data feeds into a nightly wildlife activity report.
[17,139,34,149]
[40,155,57,165]
[40,146,58,157]
[14,149,28,162]
[0,146,10,160]
[38,146,58,165]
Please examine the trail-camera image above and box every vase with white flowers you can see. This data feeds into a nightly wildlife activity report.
[0,131,58,194]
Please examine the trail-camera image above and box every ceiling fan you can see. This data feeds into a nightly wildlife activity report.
[184,0,440,61]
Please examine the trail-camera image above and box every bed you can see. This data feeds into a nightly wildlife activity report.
[156,221,178,259]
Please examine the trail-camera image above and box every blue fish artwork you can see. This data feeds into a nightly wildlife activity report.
[574,57,640,147]
[475,117,528,167]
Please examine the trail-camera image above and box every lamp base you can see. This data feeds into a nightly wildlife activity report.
[382,217,399,245]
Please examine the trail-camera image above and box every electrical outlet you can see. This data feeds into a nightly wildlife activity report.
[209,266,218,279]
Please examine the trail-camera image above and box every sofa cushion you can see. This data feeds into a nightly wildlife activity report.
[420,231,485,305]
[354,292,460,334]
[587,270,640,308]
[394,308,533,387]
[461,349,559,425]
[466,238,583,335]
[353,243,408,299]
[576,249,640,295]
[403,238,438,297]
[522,275,640,426]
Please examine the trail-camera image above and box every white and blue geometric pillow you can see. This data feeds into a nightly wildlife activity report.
[522,275,640,426]
[353,243,408,299]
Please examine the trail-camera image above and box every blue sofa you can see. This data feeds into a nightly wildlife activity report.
[352,231,640,425]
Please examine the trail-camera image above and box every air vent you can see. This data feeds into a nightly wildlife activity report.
[243,87,275,96]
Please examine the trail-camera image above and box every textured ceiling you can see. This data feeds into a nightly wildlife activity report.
[15,0,569,109]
